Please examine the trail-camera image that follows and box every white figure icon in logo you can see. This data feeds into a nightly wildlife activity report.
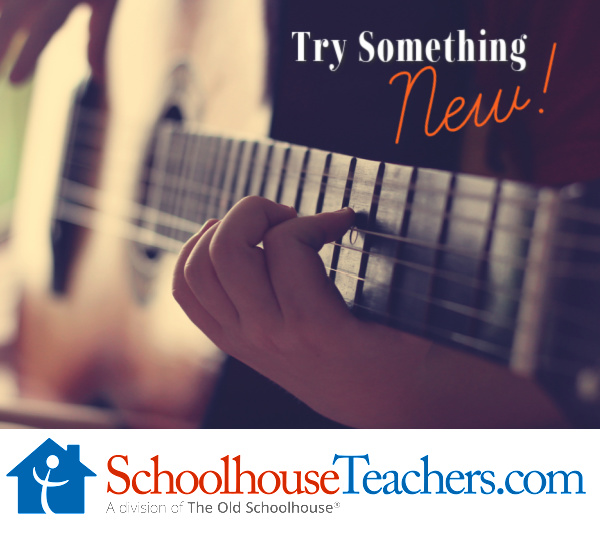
[33,455,69,514]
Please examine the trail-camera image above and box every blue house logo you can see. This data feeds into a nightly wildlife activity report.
[7,438,96,514]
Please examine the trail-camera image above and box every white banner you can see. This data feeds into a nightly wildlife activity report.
[0,430,595,535]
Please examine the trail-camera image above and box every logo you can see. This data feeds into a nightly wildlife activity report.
[7,438,96,514]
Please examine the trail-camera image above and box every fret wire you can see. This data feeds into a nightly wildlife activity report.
[274,146,291,205]
[179,133,203,239]
[258,144,275,198]
[220,140,245,217]
[139,124,172,243]
[194,136,219,224]
[201,137,224,222]
[468,179,502,338]
[386,165,417,318]
[163,129,188,240]
[353,161,386,309]
[206,138,231,221]
[242,141,260,199]
[423,173,456,328]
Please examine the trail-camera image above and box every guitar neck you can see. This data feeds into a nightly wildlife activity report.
[55,99,600,423]
[133,122,562,375]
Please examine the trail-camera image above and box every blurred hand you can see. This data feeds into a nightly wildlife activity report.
[0,0,117,83]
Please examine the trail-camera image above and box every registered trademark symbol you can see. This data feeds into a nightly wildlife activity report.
[334,502,340,508]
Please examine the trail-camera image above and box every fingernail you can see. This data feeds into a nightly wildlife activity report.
[335,207,352,213]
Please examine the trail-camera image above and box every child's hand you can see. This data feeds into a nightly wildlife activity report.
[0,0,117,83]
[173,196,567,428]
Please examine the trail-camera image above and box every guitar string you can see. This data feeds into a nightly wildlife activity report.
[63,108,600,378]
[55,199,599,378]
[59,174,600,273]
[325,263,600,355]
[55,195,600,341]
[65,139,600,256]
[48,201,529,367]
[348,301,592,377]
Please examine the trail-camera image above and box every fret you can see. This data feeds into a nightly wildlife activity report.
[204,137,230,221]
[539,188,600,376]
[318,153,354,277]
[232,141,258,206]
[182,134,208,226]
[358,163,413,322]
[298,149,329,216]
[334,158,380,307]
[219,139,245,216]
[246,141,272,197]
[479,181,538,351]
[195,136,220,224]
[430,174,495,343]
[139,124,173,244]
[388,168,453,336]
[467,178,501,341]
[262,143,289,202]
[422,173,457,336]
[510,188,558,375]
[278,145,308,207]
[159,129,189,240]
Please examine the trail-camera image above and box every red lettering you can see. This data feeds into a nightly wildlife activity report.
[233,455,258,494]
[107,455,129,495]
[176,471,199,494]
[132,471,151,494]
[199,471,223,494]
[304,471,320,495]
[221,455,231,494]
[258,471,281,494]
[151,455,175,495]
[320,471,340,494]
[281,471,304,495]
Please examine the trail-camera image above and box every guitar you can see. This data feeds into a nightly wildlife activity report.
[10,0,600,427]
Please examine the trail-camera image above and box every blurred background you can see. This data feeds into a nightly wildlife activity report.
[0,1,269,428]
[0,7,91,425]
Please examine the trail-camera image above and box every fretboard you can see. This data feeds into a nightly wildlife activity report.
[129,123,562,375]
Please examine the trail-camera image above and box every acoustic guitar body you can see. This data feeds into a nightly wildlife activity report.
[13,0,272,426]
